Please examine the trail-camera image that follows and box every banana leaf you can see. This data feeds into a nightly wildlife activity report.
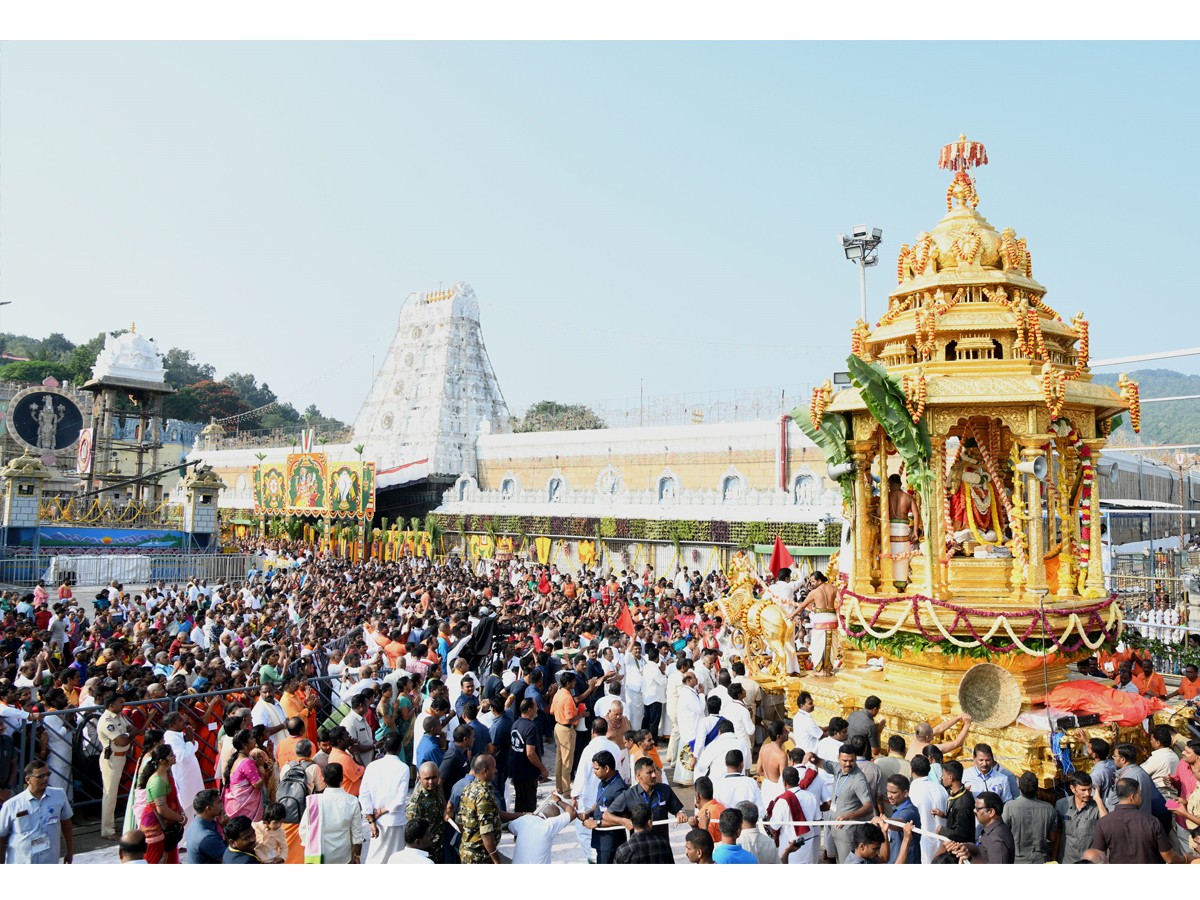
[845,355,933,493]
[793,406,853,505]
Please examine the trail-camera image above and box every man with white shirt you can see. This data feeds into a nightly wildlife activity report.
[907,754,948,863]
[694,650,719,695]
[642,646,667,742]
[251,683,288,746]
[695,720,750,786]
[622,640,646,730]
[340,693,377,768]
[360,732,411,863]
[722,684,755,752]
[508,794,577,864]
[714,749,764,817]
[791,691,823,757]
[767,765,821,864]
[300,762,363,864]
[570,717,626,861]
[389,818,435,864]
[664,657,691,768]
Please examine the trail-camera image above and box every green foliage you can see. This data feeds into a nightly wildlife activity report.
[794,407,852,505]
[1124,630,1200,670]
[0,359,73,384]
[511,400,606,432]
[846,355,933,492]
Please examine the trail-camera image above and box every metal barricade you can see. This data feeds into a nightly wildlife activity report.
[7,677,347,825]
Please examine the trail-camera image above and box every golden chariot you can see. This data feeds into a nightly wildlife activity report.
[736,135,1188,780]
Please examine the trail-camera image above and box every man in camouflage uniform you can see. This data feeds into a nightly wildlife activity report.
[405,761,448,863]
[456,754,504,864]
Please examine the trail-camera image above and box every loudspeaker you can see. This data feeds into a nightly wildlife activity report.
[1015,456,1048,480]
[827,461,855,480]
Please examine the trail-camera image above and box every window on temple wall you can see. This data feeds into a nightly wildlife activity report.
[548,478,563,503]
[721,475,744,504]
[501,478,516,498]
[657,476,678,503]
[992,339,1003,360]
[945,340,957,361]
[458,480,469,501]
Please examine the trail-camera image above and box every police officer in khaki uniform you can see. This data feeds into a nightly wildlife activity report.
[96,693,132,840]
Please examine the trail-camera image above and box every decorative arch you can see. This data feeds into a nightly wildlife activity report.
[547,470,568,503]
[596,465,624,497]
[720,467,747,504]
[453,473,479,502]
[792,467,818,506]
[499,473,520,499]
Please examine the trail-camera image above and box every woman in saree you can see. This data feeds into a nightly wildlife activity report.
[124,729,165,833]
[139,744,185,864]
[223,729,266,822]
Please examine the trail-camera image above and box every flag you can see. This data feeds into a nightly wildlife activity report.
[768,535,794,578]
[615,604,635,637]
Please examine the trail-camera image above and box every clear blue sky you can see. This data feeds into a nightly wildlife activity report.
[1,41,1197,422]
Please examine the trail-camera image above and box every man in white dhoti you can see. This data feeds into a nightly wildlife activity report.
[163,712,205,829]
[622,641,646,730]
[360,732,411,864]
[664,658,690,773]
[798,572,839,676]
[671,673,703,787]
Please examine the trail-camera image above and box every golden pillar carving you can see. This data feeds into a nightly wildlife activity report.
[1056,441,1077,599]
[1019,435,1051,596]
[1084,438,1108,595]
[932,437,947,598]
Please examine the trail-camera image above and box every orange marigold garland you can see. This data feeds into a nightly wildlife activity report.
[1117,373,1141,432]
[809,380,834,430]
[1069,312,1089,380]
[1041,361,1067,419]
[902,370,928,423]
[915,307,937,361]
[850,319,872,360]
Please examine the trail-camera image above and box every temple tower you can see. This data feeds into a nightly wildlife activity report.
[352,282,510,491]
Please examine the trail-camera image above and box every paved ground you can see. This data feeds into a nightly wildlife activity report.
[71,739,699,864]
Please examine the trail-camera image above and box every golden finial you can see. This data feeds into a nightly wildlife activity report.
[130,322,136,332]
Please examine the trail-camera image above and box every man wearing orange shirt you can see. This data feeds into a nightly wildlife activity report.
[1133,657,1168,700]
[1167,663,1200,701]
[280,677,313,744]
[1097,645,1133,681]
[276,717,307,767]
[693,776,726,844]
[329,726,366,796]
[551,672,583,795]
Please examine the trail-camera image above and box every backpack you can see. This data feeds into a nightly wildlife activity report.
[277,760,314,824]
[765,789,807,847]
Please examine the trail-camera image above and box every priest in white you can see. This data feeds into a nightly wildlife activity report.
[621,641,645,730]
[359,732,411,864]
[671,673,704,787]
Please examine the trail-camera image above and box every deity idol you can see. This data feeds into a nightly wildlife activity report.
[948,439,1004,545]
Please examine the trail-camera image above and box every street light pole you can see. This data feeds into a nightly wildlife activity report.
[839,226,883,323]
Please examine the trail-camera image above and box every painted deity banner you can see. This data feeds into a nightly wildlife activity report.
[327,461,363,518]
[363,462,376,517]
[286,453,328,513]
[259,464,287,513]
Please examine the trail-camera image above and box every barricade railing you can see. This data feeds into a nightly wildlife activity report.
[0,552,255,589]
[6,676,351,824]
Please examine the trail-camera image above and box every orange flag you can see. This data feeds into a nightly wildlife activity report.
[615,605,635,637]
[768,535,794,578]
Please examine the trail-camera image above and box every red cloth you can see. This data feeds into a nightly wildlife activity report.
[768,535,794,578]
[614,605,635,637]
[1041,681,1170,726]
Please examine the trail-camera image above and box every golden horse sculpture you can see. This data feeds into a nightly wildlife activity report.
[704,552,796,682]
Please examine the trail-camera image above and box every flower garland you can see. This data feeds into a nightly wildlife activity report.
[1117,373,1142,432]
[1026,306,1048,360]
[952,230,982,266]
[902,369,927,423]
[1041,361,1067,418]
[809,380,834,430]
[850,319,872,360]
[915,307,937,361]
[946,170,978,210]
[836,584,1122,656]
[933,287,966,317]
[1069,313,1089,380]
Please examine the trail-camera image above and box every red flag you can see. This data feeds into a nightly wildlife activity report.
[768,535,794,578]
[615,604,635,637]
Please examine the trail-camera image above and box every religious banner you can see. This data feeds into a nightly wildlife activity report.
[327,461,364,518]
[75,427,94,475]
[260,464,287,513]
[286,453,328,512]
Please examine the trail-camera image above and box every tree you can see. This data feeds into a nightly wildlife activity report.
[0,360,73,384]
[162,347,215,389]
[162,386,202,421]
[222,372,277,410]
[39,332,76,362]
[510,400,606,433]
[64,332,111,384]
[301,404,346,431]
[187,380,250,422]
